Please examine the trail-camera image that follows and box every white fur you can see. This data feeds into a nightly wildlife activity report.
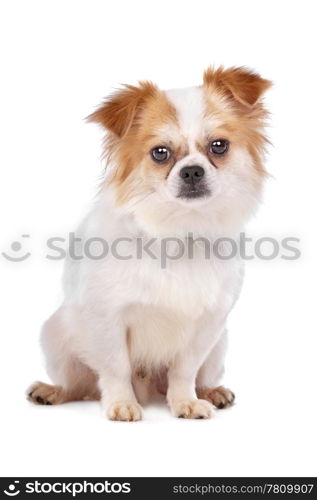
[38,84,262,420]
[165,87,206,145]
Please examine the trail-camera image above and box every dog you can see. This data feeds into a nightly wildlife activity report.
[27,66,271,420]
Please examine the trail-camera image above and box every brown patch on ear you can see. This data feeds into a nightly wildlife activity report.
[203,66,271,108]
[87,81,158,137]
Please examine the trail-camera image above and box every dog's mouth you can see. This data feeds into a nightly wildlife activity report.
[177,185,211,200]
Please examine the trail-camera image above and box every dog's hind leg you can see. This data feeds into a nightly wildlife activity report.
[196,330,235,409]
[27,306,100,406]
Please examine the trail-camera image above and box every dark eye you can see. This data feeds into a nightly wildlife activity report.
[151,146,171,163]
[209,139,229,155]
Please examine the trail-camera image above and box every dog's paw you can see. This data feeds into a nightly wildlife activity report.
[27,381,64,405]
[106,400,142,422]
[197,385,235,409]
[171,399,213,419]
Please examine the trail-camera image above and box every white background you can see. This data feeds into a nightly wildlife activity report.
[1,0,316,477]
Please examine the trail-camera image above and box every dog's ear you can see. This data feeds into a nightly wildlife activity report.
[87,81,157,137]
[203,66,271,108]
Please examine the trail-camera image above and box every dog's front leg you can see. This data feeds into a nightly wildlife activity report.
[167,357,213,419]
[83,310,142,421]
[167,319,224,419]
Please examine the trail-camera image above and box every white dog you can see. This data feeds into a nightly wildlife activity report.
[28,66,271,420]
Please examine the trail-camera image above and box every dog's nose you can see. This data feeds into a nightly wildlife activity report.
[179,166,205,185]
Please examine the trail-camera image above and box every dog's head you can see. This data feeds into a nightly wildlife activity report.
[89,67,271,235]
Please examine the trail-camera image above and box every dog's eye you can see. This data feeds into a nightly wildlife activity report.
[209,139,229,156]
[151,146,171,163]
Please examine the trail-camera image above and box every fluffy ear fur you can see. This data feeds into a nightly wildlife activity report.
[203,66,271,108]
[87,81,157,137]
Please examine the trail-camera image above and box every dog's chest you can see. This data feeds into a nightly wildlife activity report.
[124,257,241,367]
[124,251,240,316]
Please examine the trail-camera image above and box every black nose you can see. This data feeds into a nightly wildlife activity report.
[179,166,205,185]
